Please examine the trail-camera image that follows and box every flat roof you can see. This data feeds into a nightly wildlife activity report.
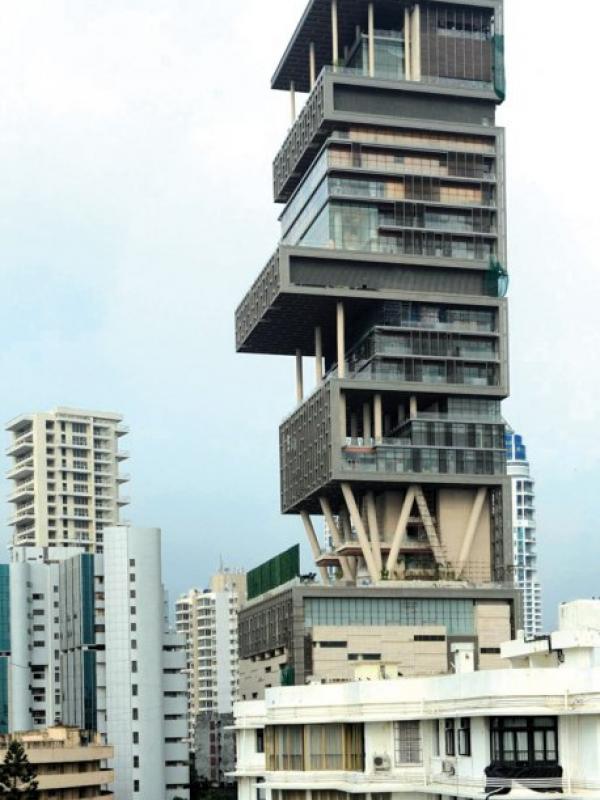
[272,0,501,92]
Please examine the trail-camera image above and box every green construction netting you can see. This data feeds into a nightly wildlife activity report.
[247,544,300,601]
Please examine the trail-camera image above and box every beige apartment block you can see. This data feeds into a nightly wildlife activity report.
[0,725,114,799]
[176,569,247,738]
[6,407,129,553]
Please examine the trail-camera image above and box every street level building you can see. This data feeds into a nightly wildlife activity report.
[0,725,114,799]
[234,600,600,800]
[235,0,517,696]
[506,427,542,636]
[6,408,129,553]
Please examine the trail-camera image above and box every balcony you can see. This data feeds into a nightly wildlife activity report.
[279,379,506,513]
[273,66,501,202]
[8,457,34,479]
[8,481,34,504]
[9,504,35,526]
[6,432,34,458]
[236,245,507,356]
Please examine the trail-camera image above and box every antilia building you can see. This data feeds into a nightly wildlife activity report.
[235,0,518,698]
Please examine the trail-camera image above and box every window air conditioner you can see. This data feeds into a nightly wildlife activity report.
[441,760,456,776]
[373,754,391,771]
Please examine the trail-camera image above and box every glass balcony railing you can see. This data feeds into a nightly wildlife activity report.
[342,442,505,476]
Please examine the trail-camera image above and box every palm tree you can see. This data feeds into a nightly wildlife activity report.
[0,740,39,798]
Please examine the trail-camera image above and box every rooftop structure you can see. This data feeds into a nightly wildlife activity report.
[6,407,129,553]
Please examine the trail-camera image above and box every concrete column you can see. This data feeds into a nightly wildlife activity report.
[386,487,417,576]
[363,402,372,441]
[457,488,487,578]
[315,326,323,384]
[290,81,296,123]
[367,2,375,77]
[331,0,339,66]
[336,301,346,378]
[374,394,383,441]
[404,6,411,80]
[300,511,330,584]
[350,413,358,439]
[410,4,421,81]
[319,497,353,582]
[309,42,316,88]
[295,350,304,403]
[341,484,379,584]
[340,391,347,440]
[366,492,382,573]
[409,395,418,420]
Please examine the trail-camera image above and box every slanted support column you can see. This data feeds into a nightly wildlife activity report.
[457,488,488,578]
[374,394,383,441]
[300,511,329,583]
[366,492,382,573]
[331,0,339,66]
[319,497,353,582]
[295,350,304,403]
[315,326,323,384]
[341,483,379,584]
[290,81,296,123]
[386,487,417,576]
[309,42,316,88]
[367,2,375,77]
[336,301,346,378]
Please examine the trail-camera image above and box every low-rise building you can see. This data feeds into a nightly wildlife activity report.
[234,600,600,799]
[0,725,114,799]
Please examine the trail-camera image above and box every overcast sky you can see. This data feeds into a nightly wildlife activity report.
[0,1,598,630]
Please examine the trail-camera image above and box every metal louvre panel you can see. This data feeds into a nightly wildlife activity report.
[290,260,485,295]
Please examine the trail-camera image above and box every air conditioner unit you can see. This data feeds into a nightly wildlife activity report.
[441,760,456,776]
[373,754,391,771]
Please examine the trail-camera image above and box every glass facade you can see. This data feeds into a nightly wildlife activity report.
[342,445,505,477]
[304,597,475,636]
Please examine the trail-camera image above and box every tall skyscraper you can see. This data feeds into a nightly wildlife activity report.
[103,526,189,800]
[176,569,246,784]
[6,408,129,553]
[235,0,516,695]
[505,428,542,636]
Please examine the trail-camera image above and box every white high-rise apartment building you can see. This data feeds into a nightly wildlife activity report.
[176,569,246,737]
[3,528,189,800]
[103,526,189,800]
[505,428,542,637]
[6,407,129,553]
